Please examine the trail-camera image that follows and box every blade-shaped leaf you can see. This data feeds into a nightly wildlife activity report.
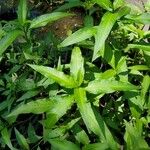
[128,65,150,71]
[49,139,80,150]
[91,0,113,11]
[15,128,29,150]
[59,27,97,47]
[27,124,41,143]
[7,98,55,117]
[42,95,75,128]
[125,13,150,24]
[92,107,118,150]
[83,143,109,150]
[70,47,84,86]
[93,7,130,61]
[1,128,16,150]
[74,88,104,140]
[141,75,150,105]
[125,44,150,52]
[72,124,90,145]
[86,79,139,94]
[30,12,72,29]
[17,90,39,102]
[29,64,77,88]
[0,30,22,56]
[124,121,149,149]
[18,0,27,25]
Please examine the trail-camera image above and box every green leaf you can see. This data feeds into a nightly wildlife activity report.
[17,90,39,102]
[54,1,83,12]
[125,13,150,24]
[83,143,109,150]
[18,0,27,25]
[84,15,94,27]
[30,12,72,29]
[1,128,16,150]
[42,95,74,128]
[141,75,150,105]
[72,124,90,145]
[15,128,29,150]
[27,124,41,143]
[29,64,77,88]
[7,98,54,117]
[93,7,130,61]
[0,30,22,56]
[49,139,80,150]
[124,121,149,149]
[59,27,96,47]
[113,0,125,10]
[92,107,118,150]
[74,88,103,139]
[86,79,139,94]
[92,0,113,11]
[70,47,84,86]
[125,44,150,52]
[128,65,150,71]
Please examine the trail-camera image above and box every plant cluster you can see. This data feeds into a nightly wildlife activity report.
[0,0,150,149]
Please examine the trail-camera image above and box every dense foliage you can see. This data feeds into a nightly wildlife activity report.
[0,0,150,149]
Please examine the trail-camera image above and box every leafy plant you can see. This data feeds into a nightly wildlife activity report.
[0,0,150,149]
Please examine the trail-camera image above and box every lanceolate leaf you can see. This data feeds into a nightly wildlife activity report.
[18,0,27,25]
[124,121,149,149]
[29,64,77,88]
[125,13,150,24]
[49,139,80,150]
[30,12,72,29]
[0,30,22,56]
[86,79,139,94]
[74,88,104,140]
[70,47,84,86]
[1,128,16,150]
[93,7,130,61]
[43,95,75,128]
[83,142,109,150]
[92,0,113,11]
[15,128,29,150]
[125,44,150,52]
[59,27,97,47]
[8,99,55,117]
[141,75,150,105]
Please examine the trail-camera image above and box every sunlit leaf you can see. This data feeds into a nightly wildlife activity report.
[83,142,109,150]
[0,30,22,56]
[125,44,150,52]
[29,64,77,88]
[74,88,103,139]
[125,13,150,24]
[128,65,150,71]
[30,12,72,29]
[72,124,90,145]
[124,120,149,149]
[70,47,84,86]
[15,128,29,150]
[8,99,54,117]
[93,6,130,61]
[49,139,80,150]
[18,0,27,25]
[42,95,74,128]
[59,27,96,47]
[91,0,113,11]
[86,79,139,94]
